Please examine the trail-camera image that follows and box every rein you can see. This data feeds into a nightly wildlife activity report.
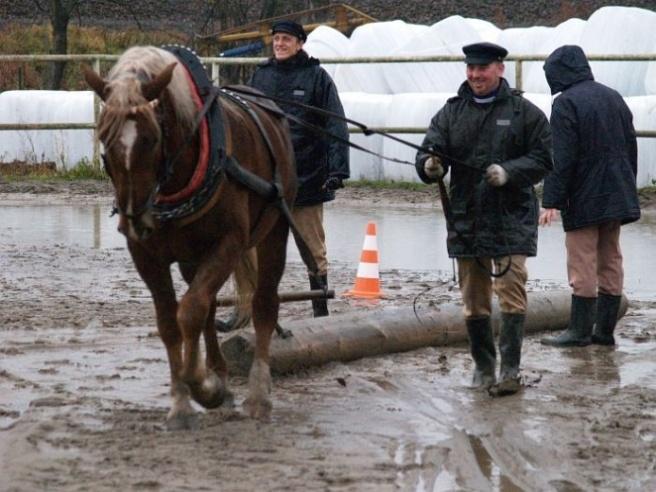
[225,86,512,278]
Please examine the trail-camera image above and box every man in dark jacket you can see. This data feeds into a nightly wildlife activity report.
[540,45,640,347]
[416,42,552,395]
[250,19,350,317]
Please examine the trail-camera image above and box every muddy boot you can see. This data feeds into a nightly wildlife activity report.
[309,274,329,318]
[466,317,496,389]
[215,309,251,333]
[541,295,595,347]
[490,313,524,397]
[591,293,622,346]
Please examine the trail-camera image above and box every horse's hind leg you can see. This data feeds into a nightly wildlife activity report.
[243,218,289,420]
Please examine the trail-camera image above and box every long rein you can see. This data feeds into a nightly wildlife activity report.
[222,86,513,279]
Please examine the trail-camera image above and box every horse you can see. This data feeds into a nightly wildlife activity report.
[83,46,296,430]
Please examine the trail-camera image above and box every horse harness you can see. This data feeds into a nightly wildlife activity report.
[152,46,325,283]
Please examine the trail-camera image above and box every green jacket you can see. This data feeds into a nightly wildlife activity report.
[416,78,552,258]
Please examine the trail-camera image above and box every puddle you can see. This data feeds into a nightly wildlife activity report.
[3,203,656,300]
[468,433,523,491]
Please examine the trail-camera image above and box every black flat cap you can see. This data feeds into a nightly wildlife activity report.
[462,42,508,64]
[271,20,307,42]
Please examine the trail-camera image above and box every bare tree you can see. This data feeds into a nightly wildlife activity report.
[33,0,81,89]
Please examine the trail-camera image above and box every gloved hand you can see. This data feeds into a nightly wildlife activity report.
[485,163,508,187]
[423,156,444,178]
[323,176,344,191]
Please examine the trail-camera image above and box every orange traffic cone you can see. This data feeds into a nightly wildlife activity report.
[344,221,382,299]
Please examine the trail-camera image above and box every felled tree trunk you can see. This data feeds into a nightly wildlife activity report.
[220,290,629,375]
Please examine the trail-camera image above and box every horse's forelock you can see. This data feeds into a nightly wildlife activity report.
[103,46,196,131]
[97,47,198,151]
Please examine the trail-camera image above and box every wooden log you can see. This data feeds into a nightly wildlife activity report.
[216,289,335,307]
[220,290,629,375]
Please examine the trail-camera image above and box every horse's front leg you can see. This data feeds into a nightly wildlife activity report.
[177,242,240,410]
[128,244,196,430]
[244,218,289,421]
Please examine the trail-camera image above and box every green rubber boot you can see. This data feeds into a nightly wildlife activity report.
[466,317,497,389]
[490,313,525,397]
[541,295,595,347]
[591,293,622,346]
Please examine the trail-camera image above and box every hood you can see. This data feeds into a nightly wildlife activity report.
[543,45,594,95]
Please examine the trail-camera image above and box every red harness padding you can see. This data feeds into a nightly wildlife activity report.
[155,64,210,204]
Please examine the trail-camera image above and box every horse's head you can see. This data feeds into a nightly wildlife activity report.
[84,62,177,241]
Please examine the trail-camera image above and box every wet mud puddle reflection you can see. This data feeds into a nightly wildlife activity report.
[3,203,656,299]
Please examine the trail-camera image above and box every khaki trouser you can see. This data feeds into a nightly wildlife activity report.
[565,221,623,298]
[457,255,528,319]
[291,203,328,276]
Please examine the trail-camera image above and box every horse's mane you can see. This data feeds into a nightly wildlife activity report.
[99,46,196,148]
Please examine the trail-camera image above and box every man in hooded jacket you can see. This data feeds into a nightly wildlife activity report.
[416,42,552,395]
[540,45,640,348]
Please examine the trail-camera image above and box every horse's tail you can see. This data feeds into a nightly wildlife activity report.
[230,248,258,328]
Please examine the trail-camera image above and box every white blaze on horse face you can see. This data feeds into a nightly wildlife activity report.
[119,119,138,170]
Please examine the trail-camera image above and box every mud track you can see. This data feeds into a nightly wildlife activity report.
[1,181,655,491]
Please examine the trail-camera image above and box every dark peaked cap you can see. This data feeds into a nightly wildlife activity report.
[271,20,307,42]
[462,42,508,64]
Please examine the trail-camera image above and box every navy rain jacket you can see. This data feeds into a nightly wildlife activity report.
[542,45,640,231]
[249,51,350,206]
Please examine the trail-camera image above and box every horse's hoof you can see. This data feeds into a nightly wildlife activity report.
[275,323,293,339]
[243,397,272,421]
[165,411,199,431]
[215,319,235,333]
[215,312,251,333]
[191,376,231,409]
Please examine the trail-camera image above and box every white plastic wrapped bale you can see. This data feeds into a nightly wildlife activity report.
[464,18,503,42]
[380,93,452,182]
[522,18,585,94]
[382,16,491,94]
[626,96,656,186]
[304,25,350,78]
[333,20,428,94]
[0,90,94,168]
[579,7,656,96]
[341,92,391,180]
[497,25,554,91]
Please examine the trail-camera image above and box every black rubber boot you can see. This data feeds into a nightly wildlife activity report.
[466,317,497,389]
[541,295,596,347]
[490,313,525,397]
[309,274,329,318]
[592,293,622,346]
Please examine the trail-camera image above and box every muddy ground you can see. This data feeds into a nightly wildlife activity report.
[1,180,655,491]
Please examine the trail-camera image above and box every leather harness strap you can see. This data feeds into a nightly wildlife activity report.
[219,89,324,283]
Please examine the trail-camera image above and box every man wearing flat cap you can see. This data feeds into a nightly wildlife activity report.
[219,20,349,329]
[415,41,552,395]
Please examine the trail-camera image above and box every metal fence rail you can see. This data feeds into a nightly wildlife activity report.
[2,53,656,166]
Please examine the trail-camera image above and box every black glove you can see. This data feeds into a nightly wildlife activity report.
[323,176,344,191]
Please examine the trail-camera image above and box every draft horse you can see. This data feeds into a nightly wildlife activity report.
[84,46,296,430]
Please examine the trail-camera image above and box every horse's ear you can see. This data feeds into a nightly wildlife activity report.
[142,62,177,102]
[82,64,108,101]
